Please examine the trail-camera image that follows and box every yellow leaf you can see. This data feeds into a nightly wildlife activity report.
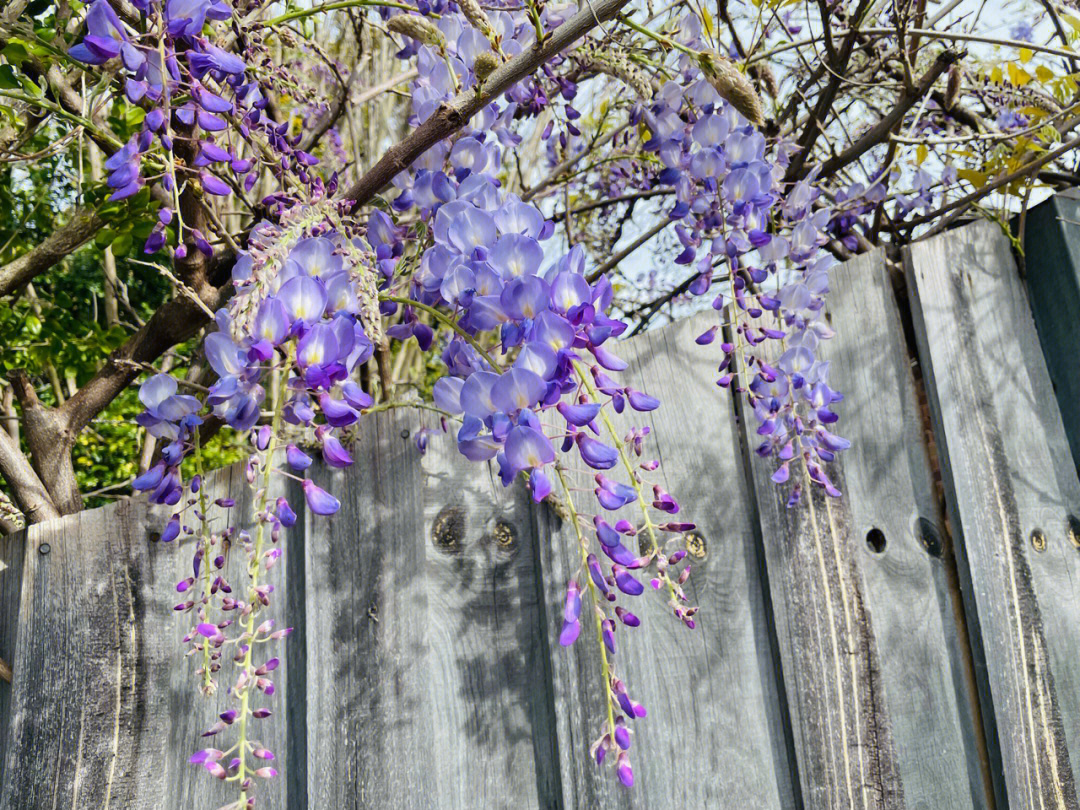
[1020,47,1033,63]
[702,8,715,38]
[916,143,928,165]
[1008,62,1032,86]
[1036,65,1055,82]
[957,168,988,188]
[990,66,1004,84]
[1065,13,1080,32]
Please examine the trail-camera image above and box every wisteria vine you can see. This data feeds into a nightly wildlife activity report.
[58,0,867,802]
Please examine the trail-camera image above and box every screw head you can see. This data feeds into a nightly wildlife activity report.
[38,542,51,555]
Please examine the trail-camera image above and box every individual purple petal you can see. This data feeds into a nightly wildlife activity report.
[529,469,551,502]
[627,389,660,411]
[278,276,328,325]
[161,515,181,543]
[199,171,231,196]
[276,497,297,527]
[321,433,353,468]
[504,425,555,474]
[302,479,340,515]
[491,368,546,413]
[613,566,644,596]
[559,618,580,646]
[617,752,633,787]
[557,400,601,426]
[341,381,374,411]
[563,579,582,622]
[297,323,339,369]
[433,376,465,413]
[576,434,618,470]
[286,444,312,470]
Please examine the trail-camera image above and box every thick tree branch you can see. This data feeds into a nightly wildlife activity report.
[812,50,959,181]
[62,285,229,437]
[0,427,59,524]
[0,208,105,298]
[340,0,631,208]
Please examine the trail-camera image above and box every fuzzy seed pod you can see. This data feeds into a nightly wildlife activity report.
[944,64,962,110]
[594,53,652,100]
[749,63,778,98]
[458,0,495,38]
[474,50,500,83]
[698,51,765,127]
[387,14,446,49]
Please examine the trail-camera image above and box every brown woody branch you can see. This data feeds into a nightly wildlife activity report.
[811,49,960,181]
[0,208,105,298]
[340,0,632,208]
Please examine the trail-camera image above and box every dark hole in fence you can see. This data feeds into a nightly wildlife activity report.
[916,516,942,557]
[866,527,886,554]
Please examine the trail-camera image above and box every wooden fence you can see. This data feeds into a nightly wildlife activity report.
[3,208,1080,809]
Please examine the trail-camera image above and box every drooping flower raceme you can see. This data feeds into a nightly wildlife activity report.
[99,0,863,801]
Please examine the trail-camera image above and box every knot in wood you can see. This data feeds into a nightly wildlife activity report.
[431,505,466,553]
[684,531,707,559]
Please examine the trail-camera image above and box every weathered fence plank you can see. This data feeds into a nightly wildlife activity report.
[1023,189,1080,478]
[303,409,558,809]
[538,312,798,808]
[10,218,1080,808]
[906,219,1080,809]
[0,523,25,788]
[0,465,304,810]
[739,250,989,809]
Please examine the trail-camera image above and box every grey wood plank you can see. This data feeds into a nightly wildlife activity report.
[737,249,989,809]
[821,251,988,808]
[303,408,555,808]
[1022,190,1080,477]
[0,461,302,810]
[156,460,302,810]
[906,219,1080,809]
[0,526,26,790]
[537,311,797,808]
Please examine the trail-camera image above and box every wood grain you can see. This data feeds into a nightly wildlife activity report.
[537,311,798,808]
[906,219,1080,809]
[738,250,988,809]
[0,463,303,809]
[303,409,558,809]
[1022,189,1080,477]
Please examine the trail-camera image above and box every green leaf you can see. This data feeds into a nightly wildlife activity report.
[0,65,18,89]
[111,233,132,256]
[95,229,116,247]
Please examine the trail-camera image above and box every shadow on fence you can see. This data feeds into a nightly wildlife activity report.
[4,209,1080,808]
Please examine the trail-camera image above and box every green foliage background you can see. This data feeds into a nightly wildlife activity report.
[0,122,246,509]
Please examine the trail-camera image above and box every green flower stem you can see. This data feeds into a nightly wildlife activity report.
[555,466,617,744]
[379,294,502,373]
[571,359,678,604]
[616,13,697,57]
[193,426,214,693]
[233,349,291,799]
[0,90,125,150]
[265,0,436,26]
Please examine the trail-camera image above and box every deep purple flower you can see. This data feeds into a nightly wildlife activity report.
[576,434,618,470]
[302,479,340,515]
[69,0,128,64]
[286,444,312,470]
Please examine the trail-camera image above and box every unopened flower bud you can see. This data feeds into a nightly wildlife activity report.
[697,51,765,127]
[387,14,446,49]
[474,50,500,82]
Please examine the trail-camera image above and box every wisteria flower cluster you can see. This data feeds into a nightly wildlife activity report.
[82,0,858,802]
